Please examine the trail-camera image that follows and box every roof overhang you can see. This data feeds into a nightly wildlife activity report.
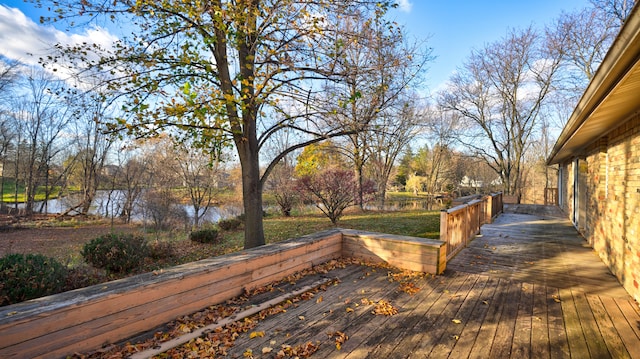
[547,3,640,165]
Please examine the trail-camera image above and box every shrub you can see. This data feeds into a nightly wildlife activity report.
[218,218,242,231]
[148,240,175,260]
[65,265,109,291]
[0,253,67,306]
[189,228,220,244]
[82,233,149,273]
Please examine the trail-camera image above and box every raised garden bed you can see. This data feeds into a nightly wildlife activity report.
[0,228,446,358]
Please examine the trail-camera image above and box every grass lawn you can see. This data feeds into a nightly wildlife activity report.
[218,209,440,254]
[1,178,61,203]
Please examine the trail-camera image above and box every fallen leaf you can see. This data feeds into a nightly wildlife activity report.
[316,296,323,303]
[250,331,265,339]
[346,307,354,313]
[262,347,273,354]
[372,300,398,316]
[328,331,349,351]
[298,315,305,320]
[452,319,462,324]
[399,282,421,295]
[361,298,374,305]
[178,323,191,333]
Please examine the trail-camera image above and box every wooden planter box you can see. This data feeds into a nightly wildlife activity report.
[0,229,445,359]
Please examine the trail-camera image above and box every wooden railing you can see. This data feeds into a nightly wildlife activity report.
[440,192,503,261]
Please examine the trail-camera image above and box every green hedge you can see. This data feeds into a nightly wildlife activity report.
[82,233,149,273]
[0,253,67,306]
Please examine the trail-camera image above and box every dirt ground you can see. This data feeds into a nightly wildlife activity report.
[0,224,141,265]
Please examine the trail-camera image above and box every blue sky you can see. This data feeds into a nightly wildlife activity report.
[1,0,591,92]
[390,0,590,92]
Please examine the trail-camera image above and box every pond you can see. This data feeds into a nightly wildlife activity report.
[14,190,243,224]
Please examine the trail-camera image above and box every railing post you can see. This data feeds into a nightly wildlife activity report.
[465,203,471,246]
[440,209,448,244]
[486,195,493,224]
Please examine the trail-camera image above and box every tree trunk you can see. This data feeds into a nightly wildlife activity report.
[378,186,387,208]
[356,164,364,210]
[238,140,265,249]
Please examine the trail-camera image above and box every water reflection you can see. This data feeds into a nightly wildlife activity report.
[16,190,243,224]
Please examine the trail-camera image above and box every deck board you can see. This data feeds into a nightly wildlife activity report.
[546,286,571,359]
[587,294,632,359]
[511,282,533,358]
[530,284,551,359]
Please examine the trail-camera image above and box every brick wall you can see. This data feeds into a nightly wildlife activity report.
[559,159,575,220]
[562,114,640,304]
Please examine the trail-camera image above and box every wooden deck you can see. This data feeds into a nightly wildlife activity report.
[446,204,631,298]
[94,205,640,358]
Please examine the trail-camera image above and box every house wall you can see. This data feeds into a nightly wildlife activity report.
[559,114,640,303]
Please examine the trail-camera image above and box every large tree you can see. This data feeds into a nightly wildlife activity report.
[322,14,431,209]
[439,26,563,198]
[366,100,425,207]
[42,0,396,249]
[168,140,224,228]
[12,69,72,214]
[0,61,19,208]
[64,93,114,215]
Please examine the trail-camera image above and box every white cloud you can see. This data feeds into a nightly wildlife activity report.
[0,5,57,66]
[0,5,118,75]
[396,0,413,13]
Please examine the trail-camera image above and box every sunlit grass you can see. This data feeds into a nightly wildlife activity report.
[385,191,431,200]
[338,210,441,238]
[1,178,62,203]
[220,208,440,254]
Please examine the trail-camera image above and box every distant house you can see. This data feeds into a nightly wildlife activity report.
[460,175,483,189]
[547,3,640,303]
